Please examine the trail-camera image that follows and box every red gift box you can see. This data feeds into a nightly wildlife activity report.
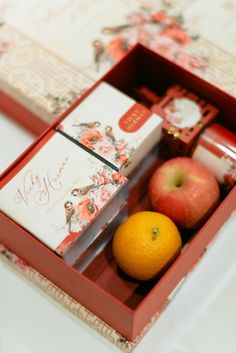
[0,44,236,341]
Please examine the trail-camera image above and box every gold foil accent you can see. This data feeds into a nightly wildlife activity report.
[168,127,175,135]
[198,121,205,127]
[173,131,180,140]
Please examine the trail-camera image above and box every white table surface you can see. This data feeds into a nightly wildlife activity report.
[0,112,236,353]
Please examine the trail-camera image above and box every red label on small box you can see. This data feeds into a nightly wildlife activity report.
[119,103,152,133]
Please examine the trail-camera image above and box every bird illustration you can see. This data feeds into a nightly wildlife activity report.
[102,24,131,35]
[92,40,105,71]
[105,125,119,154]
[105,125,116,143]
[71,184,95,197]
[72,121,101,129]
[64,201,75,232]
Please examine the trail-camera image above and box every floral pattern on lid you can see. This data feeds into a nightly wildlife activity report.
[92,6,208,74]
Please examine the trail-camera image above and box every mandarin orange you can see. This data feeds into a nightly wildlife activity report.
[112,211,182,281]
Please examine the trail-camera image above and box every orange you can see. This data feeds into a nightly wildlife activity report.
[112,211,182,281]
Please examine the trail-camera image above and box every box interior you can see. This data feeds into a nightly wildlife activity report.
[104,45,236,133]
[72,45,236,311]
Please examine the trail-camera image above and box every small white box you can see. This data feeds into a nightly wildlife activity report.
[58,82,163,176]
[0,131,127,264]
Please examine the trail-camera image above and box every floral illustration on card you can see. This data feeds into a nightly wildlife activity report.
[164,98,202,128]
[92,6,208,74]
[61,121,135,169]
[56,165,126,255]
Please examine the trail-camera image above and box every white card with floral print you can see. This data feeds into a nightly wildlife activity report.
[58,82,163,176]
[0,131,127,260]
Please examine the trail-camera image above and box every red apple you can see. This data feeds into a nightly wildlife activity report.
[148,157,220,228]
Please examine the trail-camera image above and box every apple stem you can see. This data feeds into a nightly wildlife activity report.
[152,227,159,239]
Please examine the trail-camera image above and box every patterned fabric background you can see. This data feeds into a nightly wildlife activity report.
[0,0,236,123]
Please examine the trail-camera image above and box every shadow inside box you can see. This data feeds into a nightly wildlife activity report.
[83,238,157,309]
[82,196,196,310]
[104,44,235,133]
[82,228,191,310]
[79,133,225,310]
[80,185,221,311]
